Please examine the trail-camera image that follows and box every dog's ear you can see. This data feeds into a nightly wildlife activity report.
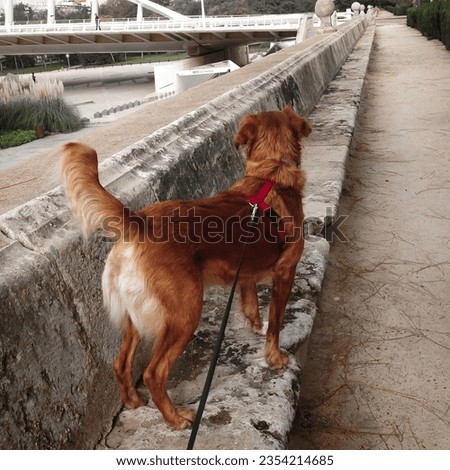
[234,115,258,149]
[283,106,312,138]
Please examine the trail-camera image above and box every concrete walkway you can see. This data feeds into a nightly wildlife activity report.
[289,13,450,449]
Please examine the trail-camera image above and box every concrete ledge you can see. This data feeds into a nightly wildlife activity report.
[0,17,370,449]
[94,101,142,119]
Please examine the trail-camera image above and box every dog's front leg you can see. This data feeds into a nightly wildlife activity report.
[239,279,263,333]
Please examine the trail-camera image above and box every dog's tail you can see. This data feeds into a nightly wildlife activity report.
[61,142,129,239]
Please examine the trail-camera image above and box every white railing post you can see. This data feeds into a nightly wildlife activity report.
[4,0,13,31]
[47,0,56,24]
[137,3,144,22]
[91,0,99,26]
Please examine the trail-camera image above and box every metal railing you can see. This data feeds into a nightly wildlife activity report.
[0,14,306,34]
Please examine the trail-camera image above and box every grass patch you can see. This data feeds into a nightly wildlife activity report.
[0,130,36,149]
[0,74,82,135]
[120,52,189,64]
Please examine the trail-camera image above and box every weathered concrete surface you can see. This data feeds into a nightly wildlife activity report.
[0,17,369,449]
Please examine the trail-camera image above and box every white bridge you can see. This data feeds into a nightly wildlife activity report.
[0,0,309,58]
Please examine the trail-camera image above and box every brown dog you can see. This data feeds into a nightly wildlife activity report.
[61,107,311,430]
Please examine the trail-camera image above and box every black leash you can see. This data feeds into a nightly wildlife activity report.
[187,205,259,450]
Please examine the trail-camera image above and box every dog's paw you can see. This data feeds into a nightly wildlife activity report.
[248,320,264,336]
[168,407,196,430]
[123,394,147,409]
[244,315,264,335]
[265,349,289,369]
[256,320,269,336]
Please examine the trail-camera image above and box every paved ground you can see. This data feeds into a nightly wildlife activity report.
[289,12,450,450]
[63,70,155,124]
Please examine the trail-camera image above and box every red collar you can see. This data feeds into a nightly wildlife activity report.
[246,180,274,210]
[246,180,285,239]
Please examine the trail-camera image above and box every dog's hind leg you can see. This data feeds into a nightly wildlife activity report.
[114,316,146,408]
[143,280,203,430]
[239,279,263,333]
[265,264,297,369]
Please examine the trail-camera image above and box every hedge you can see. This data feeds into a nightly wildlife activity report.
[407,0,450,50]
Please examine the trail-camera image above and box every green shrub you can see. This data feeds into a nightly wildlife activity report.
[0,74,82,133]
[0,130,36,149]
[440,0,450,48]
[407,6,418,27]
[407,0,450,50]
[393,4,412,15]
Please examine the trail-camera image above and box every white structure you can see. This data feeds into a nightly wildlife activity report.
[0,0,188,27]
[127,0,188,20]
[47,0,55,23]
[90,0,99,25]
[0,14,307,60]
[351,2,361,15]
[314,0,336,33]
[2,0,13,30]
[155,59,239,99]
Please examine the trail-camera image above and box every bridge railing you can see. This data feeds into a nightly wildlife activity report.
[313,10,353,28]
[0,14,305,34]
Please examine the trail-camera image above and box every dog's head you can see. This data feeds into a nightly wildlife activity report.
[234,106,312,167]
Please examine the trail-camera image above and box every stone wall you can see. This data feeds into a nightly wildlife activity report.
[0,17,367,449]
